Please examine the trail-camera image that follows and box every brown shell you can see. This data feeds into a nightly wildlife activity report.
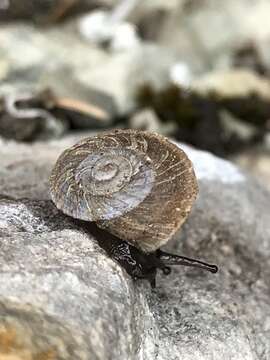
[50,129,198,252]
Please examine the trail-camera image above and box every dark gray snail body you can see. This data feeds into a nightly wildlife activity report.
[50,129,217,287]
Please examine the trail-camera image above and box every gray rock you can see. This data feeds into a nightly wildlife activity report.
[78,0,141,50]
[130,0,184,42]
[0,22,176,116]
[67,43,177,115]
[157,0,270,74]
[0,134,270,359]
[0,88,68,141]
[77,0,183,46]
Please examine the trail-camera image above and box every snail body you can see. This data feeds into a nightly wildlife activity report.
[50,129,217,286]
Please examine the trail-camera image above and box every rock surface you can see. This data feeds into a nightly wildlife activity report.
[0,133,270,359]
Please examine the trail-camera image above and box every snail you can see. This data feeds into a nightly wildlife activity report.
[50,129,218,287]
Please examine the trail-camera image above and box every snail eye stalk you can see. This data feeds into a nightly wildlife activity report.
[157,250,218,274]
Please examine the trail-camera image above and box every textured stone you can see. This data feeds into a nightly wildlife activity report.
[0,134,270,359]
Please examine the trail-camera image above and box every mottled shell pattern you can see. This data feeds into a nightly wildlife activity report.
[50,129,198,252]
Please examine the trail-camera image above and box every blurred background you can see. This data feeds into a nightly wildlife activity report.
[0,0,270,190]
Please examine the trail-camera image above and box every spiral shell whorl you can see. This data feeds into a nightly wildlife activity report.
[50,132,155,221]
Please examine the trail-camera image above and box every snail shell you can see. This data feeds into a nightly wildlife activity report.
[50,129,198,252]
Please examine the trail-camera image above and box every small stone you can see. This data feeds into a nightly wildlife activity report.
[0,88,67,141]
[219,109,259,142]
[191,69,270,100]
[170,62,193,87]
[129,108,176,135]
[78,10,140,51]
